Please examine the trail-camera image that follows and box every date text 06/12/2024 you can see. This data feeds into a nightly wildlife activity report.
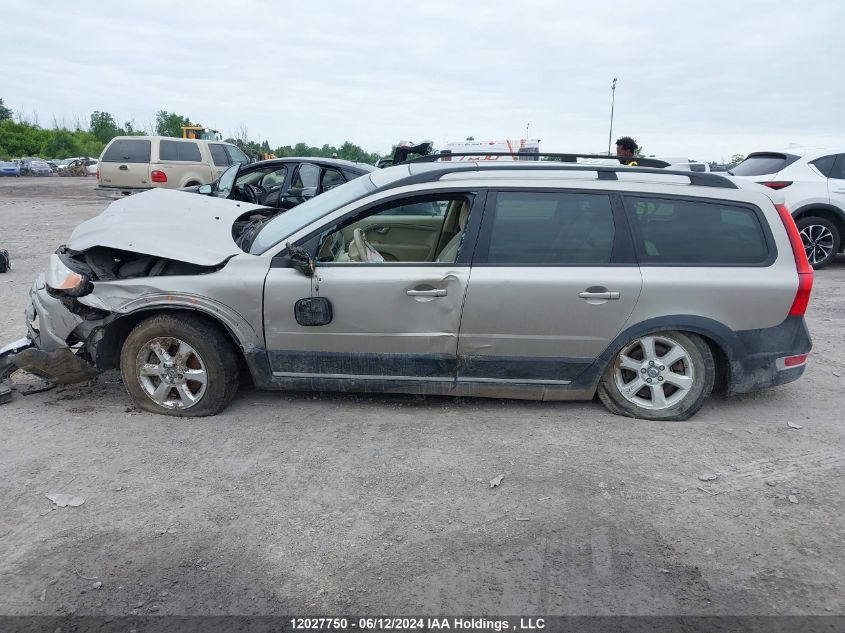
[289,617,546,631]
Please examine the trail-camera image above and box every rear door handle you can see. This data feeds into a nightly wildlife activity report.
[119,165,129,171]
[579,291,620,300]
[407,288,447,297]
[833,189,845,194]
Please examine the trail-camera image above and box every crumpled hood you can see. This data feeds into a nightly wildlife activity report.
[68,188,268,266]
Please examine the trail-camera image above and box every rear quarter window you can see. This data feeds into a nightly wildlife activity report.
[102,139,151,163]
[209,143,230,167]
[159,140,202,162]
[625,196,771,265]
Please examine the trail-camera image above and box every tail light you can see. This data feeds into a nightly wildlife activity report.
[759,181,793,190]
[151,170,167,183]
[775,204,813,316]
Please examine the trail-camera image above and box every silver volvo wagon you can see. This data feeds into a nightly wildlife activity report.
[0,162,813,421]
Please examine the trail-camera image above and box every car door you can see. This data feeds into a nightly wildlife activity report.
[456,189,642,385]
[827,154,845,211]
[261,191,481,384]
[279,163,320,210]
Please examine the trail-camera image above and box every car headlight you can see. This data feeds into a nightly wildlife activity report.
[46,253,94,297]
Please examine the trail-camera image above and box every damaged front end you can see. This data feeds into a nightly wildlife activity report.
[3,188,273,388]
[14,247,225,384]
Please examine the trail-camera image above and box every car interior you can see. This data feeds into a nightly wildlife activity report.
[316,197,471,264]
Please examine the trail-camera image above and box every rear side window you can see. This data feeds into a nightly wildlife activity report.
[209,144,230,167]
[625,196,770,265]
[730,153,798,176]
[321,168,345,191]
[159,140,202,162]
[102,139,151,163]
[480,191,615,264]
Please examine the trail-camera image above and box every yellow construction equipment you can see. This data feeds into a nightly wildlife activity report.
[181,126,222,141]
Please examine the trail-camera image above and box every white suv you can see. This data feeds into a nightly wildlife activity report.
[729,148,845,268]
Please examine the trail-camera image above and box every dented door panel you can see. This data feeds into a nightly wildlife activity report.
[263,265,470,378]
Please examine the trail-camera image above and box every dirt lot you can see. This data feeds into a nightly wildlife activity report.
[0,178,843,616]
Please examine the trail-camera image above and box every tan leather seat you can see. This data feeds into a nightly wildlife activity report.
[436,203,470,262]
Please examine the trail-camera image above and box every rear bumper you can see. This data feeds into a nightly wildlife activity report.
[726,316,812,395]
[95,185,151,199]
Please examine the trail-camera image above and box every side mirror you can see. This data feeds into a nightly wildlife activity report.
[198,184,212,194]
[286,242,315,277]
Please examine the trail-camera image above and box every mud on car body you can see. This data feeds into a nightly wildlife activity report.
[1,162,813,421]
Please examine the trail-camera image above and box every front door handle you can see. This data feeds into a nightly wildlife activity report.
[578,290,620,300]
[119,165,128,171]
[833,189,845,194]
[407,288,447,297]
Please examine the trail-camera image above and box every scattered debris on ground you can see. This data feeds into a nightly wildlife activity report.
[698,473,720,481]
[489,474,504,488]
[45,493,85,508]
[787,421,803,429]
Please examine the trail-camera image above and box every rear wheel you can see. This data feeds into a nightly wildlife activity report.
[796,216,839,269]
[597,331,714,421]
[119,314,239,416]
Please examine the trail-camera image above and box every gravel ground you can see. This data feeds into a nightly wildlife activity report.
[0,178,843,616]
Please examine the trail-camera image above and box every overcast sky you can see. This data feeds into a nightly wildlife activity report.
[2,1,843,161]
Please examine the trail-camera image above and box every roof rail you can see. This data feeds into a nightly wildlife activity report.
[404,151,673,169]
[380,162,738,191]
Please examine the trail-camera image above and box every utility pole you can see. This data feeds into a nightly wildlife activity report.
[607,77,618,155]
[525,122,530,138]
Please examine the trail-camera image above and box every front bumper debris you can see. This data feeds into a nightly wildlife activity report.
[9,347,97,384]
[0,337,34,379]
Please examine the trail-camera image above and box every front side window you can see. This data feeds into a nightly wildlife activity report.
[226,145,250,165]
[829,155,845,180]
[314,196,472,264]
[102,139,151,163]
[293,163,320,189]
[479,191,615,264]
[159,140,201,162]
[626,196,770,265]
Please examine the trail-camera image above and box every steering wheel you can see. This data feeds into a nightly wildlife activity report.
[240,183,262,204]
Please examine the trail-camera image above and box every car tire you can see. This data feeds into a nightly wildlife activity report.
[795,216,839,269]
[597,331,715,421]
[119,313,239,417]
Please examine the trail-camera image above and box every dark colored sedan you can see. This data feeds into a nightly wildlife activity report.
[188,157,376,211]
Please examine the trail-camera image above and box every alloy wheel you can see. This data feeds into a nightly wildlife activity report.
[799,223,835,266]
[136,337,208,409]
[613,335,695,410]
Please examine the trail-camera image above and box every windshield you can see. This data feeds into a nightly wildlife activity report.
[249,175,376,254]
[216,163,240,196]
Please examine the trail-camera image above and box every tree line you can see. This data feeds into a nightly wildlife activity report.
[0,97,383,164]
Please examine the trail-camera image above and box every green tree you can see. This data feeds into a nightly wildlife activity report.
[89,110,122,144]
[730,154,745,166]
[42,129,81,158]
[0,98,11,122]
[155,110,193,137]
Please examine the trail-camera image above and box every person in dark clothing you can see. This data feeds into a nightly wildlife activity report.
[615,136,639,165]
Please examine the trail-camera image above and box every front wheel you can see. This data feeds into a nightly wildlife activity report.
[597,331,715,421]
[119,314,240,416]
[795,216,839,269]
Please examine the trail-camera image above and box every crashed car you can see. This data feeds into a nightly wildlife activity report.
[187,157,375,209]
[1,161,812,421]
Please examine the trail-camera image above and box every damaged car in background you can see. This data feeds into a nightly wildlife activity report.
[0,159,813,421]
